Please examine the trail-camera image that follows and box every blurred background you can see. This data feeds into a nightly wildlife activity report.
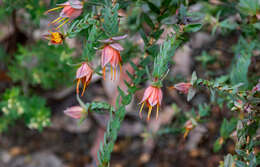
[0,0,260,167]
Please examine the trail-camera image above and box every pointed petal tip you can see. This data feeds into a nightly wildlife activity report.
[112,34,128,40]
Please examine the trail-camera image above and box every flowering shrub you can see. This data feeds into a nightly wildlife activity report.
[0,0,260,167]
[0,87,50,132]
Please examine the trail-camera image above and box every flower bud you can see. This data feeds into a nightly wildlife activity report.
[173,82,192,94]
[64,106,85,119]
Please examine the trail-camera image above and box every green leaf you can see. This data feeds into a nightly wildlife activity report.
[238,0,259,16]
[86,0,106,6]
[230,54,251,88]
[231,37,256,89]
[147,1,160,14]
[141,13,154,29]
[102,4,119,36]
[236,160,247,167]
[151,29,164,40]
[213,137,224,152]
[82,25,98,61]
[249,152,257,167]
[219,19,238,30]
[184,23,202,33]
[224,154,234,167]
[220,118,237,139]
[187,88,196,101]
[198,103,210,117]
[235,149,247,157]
[139,28,149,46]
[191,71,197,85]
[253,22,260,30]
[122,94,132,105]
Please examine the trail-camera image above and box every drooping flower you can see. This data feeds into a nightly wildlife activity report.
[171,82,192,94]
[45,0,83,29]
[76,62,93,96]
[99,34,127,81]
[64,106,85,119]
[183,120,194,139]
[43,31,64,45]
[139,86,163,121]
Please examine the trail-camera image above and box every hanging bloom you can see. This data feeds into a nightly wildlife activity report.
[76,62,93,96]
[64,106,86,119]
[45,0,83,29]
[43,31,64,45]
[139,86,163,121]
[183,120,194,139]
[171,82,192,94]
[99,34,127,81]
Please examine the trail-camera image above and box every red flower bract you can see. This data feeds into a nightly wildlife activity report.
[76,62,93,96]
[45,0,83,29]
[139,86,163,121]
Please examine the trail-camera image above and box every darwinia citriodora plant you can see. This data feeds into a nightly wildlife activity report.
[39,0,260,166]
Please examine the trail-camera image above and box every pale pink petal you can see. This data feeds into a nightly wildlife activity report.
[60,6,72,17]
[60,6,82,19]
[140,86,153,103]
[110,50,121,68]
[101,46,113,67]
[110,51,117,68]
[99,38,113,43]
[148,87,158,107]
[68,9,82,19]
[109,43,124,51]
[69,0,83,9]
[76,63,87,78]
[158,88,163,105]
[112,34,128,41]
[76,63,92,79]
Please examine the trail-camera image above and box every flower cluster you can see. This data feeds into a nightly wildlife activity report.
[43,1,196,122]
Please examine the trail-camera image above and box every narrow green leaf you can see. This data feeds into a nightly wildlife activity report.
[224,154,234,167]
[139,29,149,45]
[147,1,160,14]
[191,71,197,85]
[187,88,196,101]
[141,13,154,29]
[184,23,202,33]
